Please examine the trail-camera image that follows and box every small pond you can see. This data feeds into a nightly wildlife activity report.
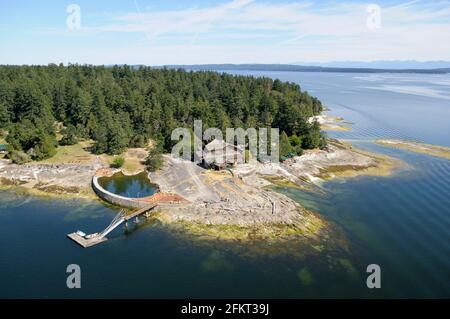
[98,171,158,198]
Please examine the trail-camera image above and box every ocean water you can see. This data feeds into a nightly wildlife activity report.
[0,72,449,298]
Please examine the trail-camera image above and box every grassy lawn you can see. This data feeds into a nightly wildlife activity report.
[122,157,145,173]
[100,148,147,174]
[0,127,150,172]
[37,141,95,165]
[27,137,148,173]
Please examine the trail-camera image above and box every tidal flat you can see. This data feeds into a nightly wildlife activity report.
[376,139,450,160]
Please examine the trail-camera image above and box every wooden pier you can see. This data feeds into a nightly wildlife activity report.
[123,204,157,221]
[67,205,157,248]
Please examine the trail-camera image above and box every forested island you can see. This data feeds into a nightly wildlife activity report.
[0,64,325,165]
[0,64,401,250]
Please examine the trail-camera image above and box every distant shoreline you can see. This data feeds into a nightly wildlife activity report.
[161,63,450,75]
[3,63,448,74]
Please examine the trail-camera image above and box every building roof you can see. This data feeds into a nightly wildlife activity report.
[204,139,227,152]
[204,139,244,153]
[203,139,244,165]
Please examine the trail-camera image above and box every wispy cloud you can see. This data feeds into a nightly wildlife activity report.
[14,0,450,64]
[84,1,450,40]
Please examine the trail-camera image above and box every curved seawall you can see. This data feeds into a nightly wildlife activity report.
[92,176,151,209]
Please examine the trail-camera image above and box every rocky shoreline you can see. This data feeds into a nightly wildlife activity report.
[0,137,401,247]
[0,161,99,198]
[309,114,352,131]
[142,139,400,240]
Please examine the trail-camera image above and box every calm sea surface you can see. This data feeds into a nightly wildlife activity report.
[98,171,158,198]
[0,72,449,298]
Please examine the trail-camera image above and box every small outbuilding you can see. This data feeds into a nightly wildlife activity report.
[0,144,7,154]
[201,139,244,170]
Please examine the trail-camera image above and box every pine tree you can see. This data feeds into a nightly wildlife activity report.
[0,101,9,128]
[302,120,323,149]
[59,124,78,146]
[279,131,293,159]
[33,131,57,160]
[145,143,163,172]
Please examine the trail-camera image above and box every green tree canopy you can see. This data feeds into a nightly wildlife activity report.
[145,142,164,172]
[279,131,293,159]
[0,65,326,163]
[59,124,78,146]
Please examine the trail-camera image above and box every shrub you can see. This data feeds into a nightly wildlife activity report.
[111,156,125,168]
[7,150,31,164]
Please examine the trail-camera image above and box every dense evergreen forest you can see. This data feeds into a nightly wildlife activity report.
[0,65,325,163]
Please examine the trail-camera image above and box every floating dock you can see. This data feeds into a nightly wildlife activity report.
[67,233,108,248]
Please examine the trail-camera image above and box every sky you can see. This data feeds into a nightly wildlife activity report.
[1,0,450,65]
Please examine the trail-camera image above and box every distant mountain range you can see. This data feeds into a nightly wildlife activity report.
[161,63,450,74]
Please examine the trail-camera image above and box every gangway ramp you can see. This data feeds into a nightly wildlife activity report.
[67,205,156,248]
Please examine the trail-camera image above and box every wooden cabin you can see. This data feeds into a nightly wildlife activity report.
[201,139,244,170]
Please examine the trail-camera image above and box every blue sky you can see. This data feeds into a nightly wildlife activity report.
[1,0,450,65]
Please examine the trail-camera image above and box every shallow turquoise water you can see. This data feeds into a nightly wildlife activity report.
[0,72,449,298]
